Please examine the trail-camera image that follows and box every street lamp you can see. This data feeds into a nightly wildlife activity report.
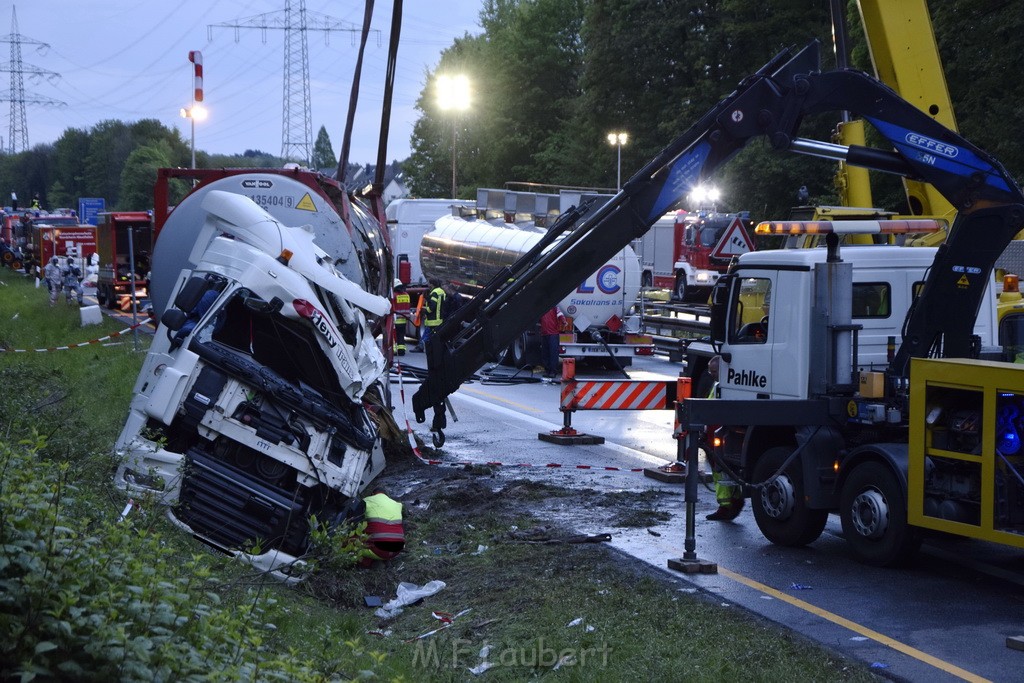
[607,132,628,191]
[179,104,207,169]
[437,74,471,198]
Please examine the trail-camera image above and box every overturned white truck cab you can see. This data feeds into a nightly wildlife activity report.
[115,191,390,578]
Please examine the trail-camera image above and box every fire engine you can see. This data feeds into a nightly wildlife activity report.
[95,212,152,311]
[637,208,757,303]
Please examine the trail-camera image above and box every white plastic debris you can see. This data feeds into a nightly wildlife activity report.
[118,499,135,522]
[566,617,583,628]
[467,643,495,673]
[553,654,576,670]
[374,580,447,619]
[469,662,495,675]
[472,544,489,555]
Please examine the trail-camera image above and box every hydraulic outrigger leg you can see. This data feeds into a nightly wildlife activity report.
[667,429,718,574]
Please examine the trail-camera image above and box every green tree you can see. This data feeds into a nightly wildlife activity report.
[20,145,54,211]
[406,0,837,213]
[931,0,1024,176]
[82,120,135,207]
[46,180,72,210]
[82,119,189,208]
[208,150,285,169]
[50,128,92,206]
[312,125,336,171]
[406,33,490,198]
[118,142,174,210]
[407,0,586,197]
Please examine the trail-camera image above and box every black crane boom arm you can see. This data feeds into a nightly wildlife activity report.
[413,39,1024,428]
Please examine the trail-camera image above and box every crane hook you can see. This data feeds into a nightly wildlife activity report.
[432,430,446,448]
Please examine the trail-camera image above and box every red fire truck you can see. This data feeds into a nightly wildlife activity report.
[16,213,97,279]
[95,212,153,310]
[637,209,757,302]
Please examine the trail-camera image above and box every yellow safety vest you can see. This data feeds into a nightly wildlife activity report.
[424,286,446,327]
[363,493,405,561]
[394,291,410,322]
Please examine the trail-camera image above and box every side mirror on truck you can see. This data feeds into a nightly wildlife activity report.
[710,274,731,344]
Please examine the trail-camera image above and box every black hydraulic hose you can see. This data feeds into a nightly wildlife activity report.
[478,366,545,385]
[704,426,821,491]
[595,333,630,379]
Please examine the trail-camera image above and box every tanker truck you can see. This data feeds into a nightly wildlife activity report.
[113,168,393,581]
[419,189,653,368]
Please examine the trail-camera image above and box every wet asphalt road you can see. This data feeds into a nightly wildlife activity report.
[393,351,1024,683]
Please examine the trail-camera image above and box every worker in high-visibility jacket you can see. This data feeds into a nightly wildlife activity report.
[392,278,411,356]
[420,277,446,351]
[702,355,745,521]
[361,489,405,564]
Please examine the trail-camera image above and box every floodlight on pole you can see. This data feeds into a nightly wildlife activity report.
[437,74,471,198]
[179,104,207,169]
[607,132,628,191]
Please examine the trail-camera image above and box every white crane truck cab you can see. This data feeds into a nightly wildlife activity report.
[716,245,999,401]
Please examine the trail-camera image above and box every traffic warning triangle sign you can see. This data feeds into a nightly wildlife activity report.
[710,217,755,258]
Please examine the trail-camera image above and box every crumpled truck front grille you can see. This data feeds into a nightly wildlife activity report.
[175,448,309,556]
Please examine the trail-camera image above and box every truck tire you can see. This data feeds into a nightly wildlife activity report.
[839,461,921,567]
[672,273,689,302]
[751,446,828,547]
[506,331,538,369]
[511,333,528,368]
[641,271,653,288]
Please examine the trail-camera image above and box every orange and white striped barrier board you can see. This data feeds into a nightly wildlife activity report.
[560,379,676,412]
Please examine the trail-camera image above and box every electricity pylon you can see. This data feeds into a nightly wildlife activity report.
[209,0,375,166]
[0,6,65,154]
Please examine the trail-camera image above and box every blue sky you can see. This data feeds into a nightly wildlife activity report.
[4,1,483,162]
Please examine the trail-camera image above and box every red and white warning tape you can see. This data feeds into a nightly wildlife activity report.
[392,363,645,473]
[394,362,427,459]
[0,321,148,353]
[417,458,646,473]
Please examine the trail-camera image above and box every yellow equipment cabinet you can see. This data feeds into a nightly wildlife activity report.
[909,358,1024,547]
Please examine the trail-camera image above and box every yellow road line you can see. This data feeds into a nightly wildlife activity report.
[461,385,545,413]
[717,566,990,683]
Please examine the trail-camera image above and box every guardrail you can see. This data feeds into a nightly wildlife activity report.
[639,301,711,361]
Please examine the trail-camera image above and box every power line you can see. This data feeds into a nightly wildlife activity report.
[208,0,376,166]
[0,6,66,154]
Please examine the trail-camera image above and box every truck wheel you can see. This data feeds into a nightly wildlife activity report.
[752,446,828,547]
[105,286,117,309]
[839,461,921,566]
[641,271,653,288]
[498,334,528,368]
[672,274,689,302]
[510,332,529,368]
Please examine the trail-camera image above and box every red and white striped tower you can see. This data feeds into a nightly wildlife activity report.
[183,51,204,168]
[189,50,203,103]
